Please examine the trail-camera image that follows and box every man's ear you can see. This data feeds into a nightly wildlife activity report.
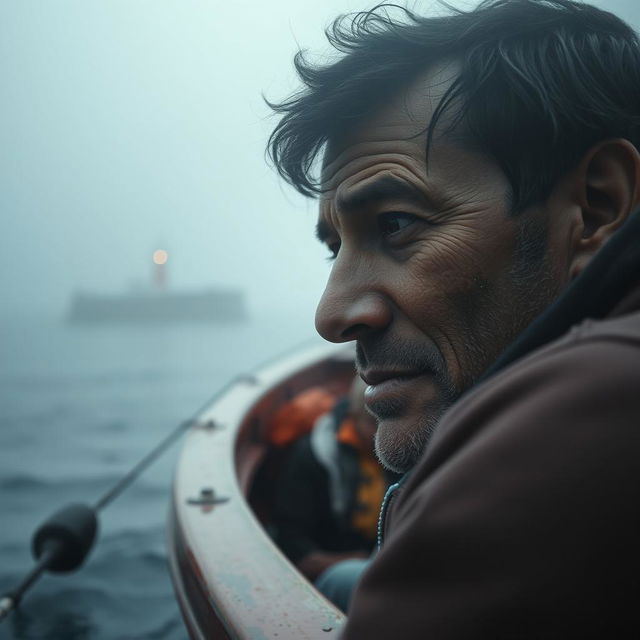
[569,138,640,279]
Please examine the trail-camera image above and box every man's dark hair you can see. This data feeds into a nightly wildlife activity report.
[267,0,640,212]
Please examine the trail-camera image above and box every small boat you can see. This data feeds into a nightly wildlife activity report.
[168,341,356,639]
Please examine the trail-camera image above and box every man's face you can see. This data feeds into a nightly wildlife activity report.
[314,67,568,473]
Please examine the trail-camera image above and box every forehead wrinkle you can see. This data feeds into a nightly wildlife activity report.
[322,145,425,192]
[321,62,462,187]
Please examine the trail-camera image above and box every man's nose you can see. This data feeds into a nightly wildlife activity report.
[315,259,391,343]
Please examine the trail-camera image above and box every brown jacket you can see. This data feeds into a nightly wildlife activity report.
[342,213,640,639]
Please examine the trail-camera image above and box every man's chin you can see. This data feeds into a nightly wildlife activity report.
[374,414,440,474]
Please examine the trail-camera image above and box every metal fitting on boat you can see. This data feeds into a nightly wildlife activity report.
[187,487,229,507]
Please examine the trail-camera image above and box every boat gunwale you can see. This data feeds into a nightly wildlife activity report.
[168,341,354,639]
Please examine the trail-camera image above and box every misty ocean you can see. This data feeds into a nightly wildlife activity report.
[0,312,320,640]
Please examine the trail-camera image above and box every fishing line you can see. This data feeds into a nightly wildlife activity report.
[0,374,246,623]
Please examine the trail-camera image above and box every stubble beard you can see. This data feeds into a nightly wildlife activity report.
[373,393,453,474]
[356,340,460,474]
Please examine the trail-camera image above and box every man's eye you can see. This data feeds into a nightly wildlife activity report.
[377,212,417,236]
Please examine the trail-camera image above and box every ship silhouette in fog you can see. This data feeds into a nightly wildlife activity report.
[68,249,247,325]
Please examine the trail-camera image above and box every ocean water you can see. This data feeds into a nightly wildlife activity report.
[0,312,320,640]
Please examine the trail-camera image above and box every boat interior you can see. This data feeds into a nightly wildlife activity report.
[237,349,356,539]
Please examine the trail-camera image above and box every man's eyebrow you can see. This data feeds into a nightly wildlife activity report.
[337,175,431,212]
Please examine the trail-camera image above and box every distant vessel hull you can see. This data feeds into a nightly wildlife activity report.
[67,290,247,325]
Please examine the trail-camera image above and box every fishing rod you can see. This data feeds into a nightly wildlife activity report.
[0,374,247,623]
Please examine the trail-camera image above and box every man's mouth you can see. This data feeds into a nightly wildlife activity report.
[360,370,428,415]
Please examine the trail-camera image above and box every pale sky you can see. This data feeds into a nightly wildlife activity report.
[1,0,638,321]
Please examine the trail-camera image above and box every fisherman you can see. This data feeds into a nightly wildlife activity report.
[273,377,396,611]
[268,0,640,636]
